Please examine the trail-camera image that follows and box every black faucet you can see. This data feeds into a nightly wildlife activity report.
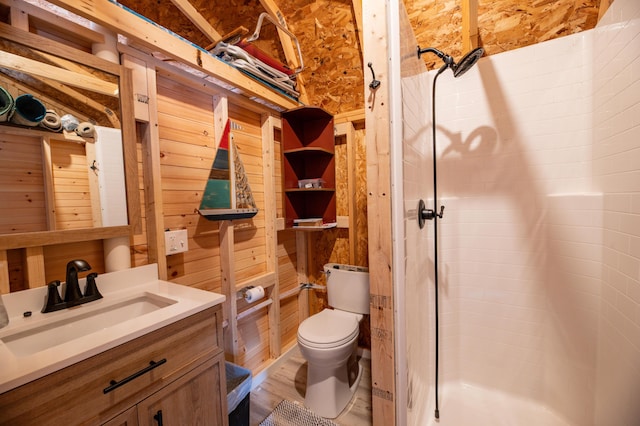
[42,260,102,313]
[64,259,91,306]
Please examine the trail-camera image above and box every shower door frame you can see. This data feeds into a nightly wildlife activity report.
[363,1,418,425]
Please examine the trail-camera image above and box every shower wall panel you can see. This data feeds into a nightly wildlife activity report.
[430,27,602,425]
[593,0,640,424]
[395,0,639,424]
[392,3,437,426]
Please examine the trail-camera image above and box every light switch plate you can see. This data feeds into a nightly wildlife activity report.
[165,229,188,255]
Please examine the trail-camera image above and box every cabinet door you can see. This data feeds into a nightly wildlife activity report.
[137,356,227,426]
[103,407,139,426]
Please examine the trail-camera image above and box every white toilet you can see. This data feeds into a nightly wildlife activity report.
[297,263,370,418]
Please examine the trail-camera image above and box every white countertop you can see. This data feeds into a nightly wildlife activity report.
[0,264,225,394]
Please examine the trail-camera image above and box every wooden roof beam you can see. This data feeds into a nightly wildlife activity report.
[462,0,479,52]
[46,0,299,110]
[166,0,222,45]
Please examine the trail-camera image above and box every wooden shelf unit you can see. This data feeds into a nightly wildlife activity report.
[282,106,336,229]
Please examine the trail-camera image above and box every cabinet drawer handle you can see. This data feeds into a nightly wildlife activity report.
[103,358,167,394]
[154,410,164,425]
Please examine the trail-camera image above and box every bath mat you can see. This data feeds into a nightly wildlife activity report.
[259,400,338,426]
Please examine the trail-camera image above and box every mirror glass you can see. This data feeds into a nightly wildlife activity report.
[0,36,127,234]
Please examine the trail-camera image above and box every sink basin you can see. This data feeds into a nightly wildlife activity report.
[0,293,176,357]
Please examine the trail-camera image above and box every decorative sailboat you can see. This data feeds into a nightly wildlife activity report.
[198,119,258,220]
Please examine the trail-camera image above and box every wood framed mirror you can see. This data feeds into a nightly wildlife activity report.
[0,17,139,251]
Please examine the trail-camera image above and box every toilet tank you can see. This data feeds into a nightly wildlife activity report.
[325,263,370,315]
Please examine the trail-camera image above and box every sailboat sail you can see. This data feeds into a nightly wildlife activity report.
[198,119,258,220]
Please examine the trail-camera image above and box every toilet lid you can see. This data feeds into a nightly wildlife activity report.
[297,309,360,349]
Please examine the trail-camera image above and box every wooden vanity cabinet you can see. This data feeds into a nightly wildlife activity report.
[0,305,228,426]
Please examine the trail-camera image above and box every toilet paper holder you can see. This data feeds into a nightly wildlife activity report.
[237,285,265,303]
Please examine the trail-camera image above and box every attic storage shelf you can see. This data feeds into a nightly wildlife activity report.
[282,106,336,230]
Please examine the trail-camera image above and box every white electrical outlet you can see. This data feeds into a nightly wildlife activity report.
[164,229,188,255]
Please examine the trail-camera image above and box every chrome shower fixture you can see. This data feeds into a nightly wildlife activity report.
[417,46,485,77]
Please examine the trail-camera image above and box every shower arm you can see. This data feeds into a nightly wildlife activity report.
[417,46,454,68]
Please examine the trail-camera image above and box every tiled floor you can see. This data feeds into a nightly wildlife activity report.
[249,345,372,426]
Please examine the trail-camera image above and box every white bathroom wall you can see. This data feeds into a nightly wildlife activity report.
[593,0,640,424]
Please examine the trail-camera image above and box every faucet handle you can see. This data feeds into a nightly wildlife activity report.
[83,272,103,301]
[42,280,64,313]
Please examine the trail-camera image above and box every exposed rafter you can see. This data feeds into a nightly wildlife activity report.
[166,0,222,44]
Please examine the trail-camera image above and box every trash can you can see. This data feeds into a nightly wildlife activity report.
[226,362,252,426]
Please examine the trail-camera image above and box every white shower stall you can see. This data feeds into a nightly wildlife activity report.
[387,0,640,424]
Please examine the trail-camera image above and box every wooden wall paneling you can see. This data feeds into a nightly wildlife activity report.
[0,133,47,234]
[50,139,93,230]
[155,72,219,290]
[277,229,298,348]
[139,59,167,278]
[235,307,271,370]
[43,240,105,284]
[364,0,395,423]
[262,114,281,358]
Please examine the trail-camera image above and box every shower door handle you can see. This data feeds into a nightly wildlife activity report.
[418,200,444,228]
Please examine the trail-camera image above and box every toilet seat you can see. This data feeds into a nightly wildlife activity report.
[297,309,360,349]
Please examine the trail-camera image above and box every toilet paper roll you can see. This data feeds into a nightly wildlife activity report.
[244,286,265,303]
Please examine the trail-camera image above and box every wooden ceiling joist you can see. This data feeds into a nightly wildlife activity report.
[47,0,299,110]
[166,0,221,45]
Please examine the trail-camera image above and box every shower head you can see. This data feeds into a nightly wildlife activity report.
[452,47,484,77]
[417,45,484,77]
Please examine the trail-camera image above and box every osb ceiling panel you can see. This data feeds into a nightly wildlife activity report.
[406,0,600,70]
[118,0,602,115]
